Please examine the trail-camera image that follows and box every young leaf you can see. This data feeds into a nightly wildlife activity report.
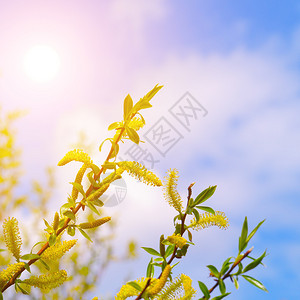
[239,217,248,253]
[219,278,226,294]
[198,280,210,299]
[123,94,133,120]
[146,258,154,278]
[108,122,121,131]
[233,277,239,289]
[207,265,219,278]
[20,254,40,261]
[67,225,76,236]
[78,228,93,243]
[196,206,215,215]
[125,126,140,144]
[63,210,76,222]
[243,251,267,273]
[69,182,86,199]
[0,291,3,300]
[39,258,50,271]
[242,275,268,292]
[192,208,200,222]
[141,247,161,257]
[87,202,100,215]
[220,257,232,275]
[127,281,142,292]
[48,233,56,247]
[194,186,217,205]
[246,219,265,244]
[211,293,231,300]
[165,245,175,258]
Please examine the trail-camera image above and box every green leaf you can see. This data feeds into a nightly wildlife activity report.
[196,206,215,215]
[165,245,175,258]
[0,291,3,300]
[24,263,31,273]
[192,208,200,222]
[194,185,217,205]
[124,94,133,120]
[93,199,104,207]
[63,210,76,222]
[127,281,142,291]
[219,278,226,294]
[211,293,231,300]
[246,219,265,244]
[233,277,239,289]
[125,126,140,144]
[15,283,29,295]
[67,225,76,236]
[239,217,248,253]
[242,275,268,292]
[207,265,219,277]
[198,281,210,299]
[141,247,161,257]
[87,202,100,215]
[220,257,232,275]
[43,219,51,230]
[243,251,267,273]
[20,254,40,260]
[39,258,50,271]
[146,258,154,278]
[48,233,56,247]
[78,228,93,243]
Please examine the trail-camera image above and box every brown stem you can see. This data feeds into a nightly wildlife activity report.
[200,247,254,299]
[1,124,128,293]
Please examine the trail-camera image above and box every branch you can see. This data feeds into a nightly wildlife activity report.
[200,247,254,299]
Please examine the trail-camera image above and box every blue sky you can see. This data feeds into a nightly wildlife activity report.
[1,0,300,299]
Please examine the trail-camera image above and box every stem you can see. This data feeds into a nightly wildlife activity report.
[1,124,128,293]
[200,247,254,299]
[134,183,193,299]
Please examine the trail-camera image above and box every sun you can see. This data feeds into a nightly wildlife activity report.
[23,45,60,82]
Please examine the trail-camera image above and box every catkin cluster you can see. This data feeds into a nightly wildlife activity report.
[117,161,162,186]
[190,211,229,231]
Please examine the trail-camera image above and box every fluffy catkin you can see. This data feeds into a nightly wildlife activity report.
[23,270,68,293]
[117,161,162,186]
[72,164,88,200]
[79,217,111,229]
[0,262,25,288]
[58,149,91,166]
[2,217,22,260]
[41,240,77,262]
[163,169,183,213]
[190,211,229,230]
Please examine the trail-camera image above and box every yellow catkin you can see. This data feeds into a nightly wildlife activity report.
[72,164,88,200]
[23,270,67,292]
[0,262,25,288]
[190,211,229,231]
[164,169,183,213]
[79,217,111,229]
[41,240,77,262]
[116,278,157,300]
[58,149,91,166]
[167,234,187,249]
[117,161,162,186]
[52,212,60,232]
[148,264,171,296]
[85,183,110,202]
[154,274,196,300]
[2,217,22,260]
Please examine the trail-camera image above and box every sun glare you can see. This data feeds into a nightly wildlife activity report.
[23,45,60,82]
